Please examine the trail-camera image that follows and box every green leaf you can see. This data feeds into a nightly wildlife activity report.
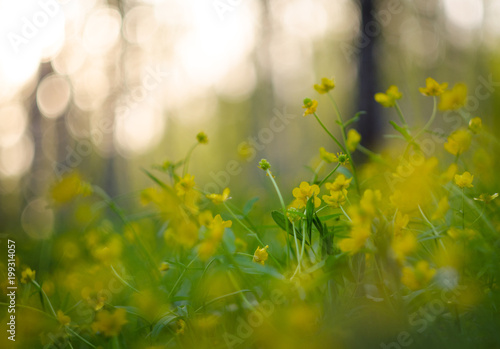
[270,211,308,245]
[306,197,315,245]
[243,197,259,216]
[151,314,177,338]
[142,168,169,190]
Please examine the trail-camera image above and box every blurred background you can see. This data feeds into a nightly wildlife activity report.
[1,0,500,238]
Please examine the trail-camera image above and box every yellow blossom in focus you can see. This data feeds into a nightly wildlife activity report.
[401,261,436,290]
[206,188,230,205]
[438,83,467,110]
[346,129,361,152]
[302,98,318,116]
[474,193,499,204]
[253,245,269,265]
[444,128,471,156]
[57,310,71,326]
[432,196,450,221]
[21,268,35,283]
[314,77,335,94]
[419,77,448,96]
[292,182,321,209]
[319,147,337,163]
[375,85,402,107]
[326,174,352,192]
[468,117,482,134]
[322,189,347,208]
[175,174,196,196]
[92,308,128,337]
[455,171,474,188]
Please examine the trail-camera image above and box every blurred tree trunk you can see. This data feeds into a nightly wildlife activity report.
[356,0,382,151]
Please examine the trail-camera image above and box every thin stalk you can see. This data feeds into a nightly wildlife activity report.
[395,101,409,129]
[182,143,198,176]
[318,163,341,188]
[412,96,437,141]
[313,112,346,152]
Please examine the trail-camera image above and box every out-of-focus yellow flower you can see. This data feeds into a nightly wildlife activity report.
[196,131,208,144]
[192,314,219,331]
[57,310,71,326]
[440,163,458,184]
[198,214,231,261]
[444,128,471,156]
[346,129,361,152]
[206,187,230,205]
[165,220,199,248]
[474,193,499,204]
[286,304,320,334]
[455,171,474,188]
[375,85,402,107]
[319,147,337,163]
[198,210,213,227]
[419,77,448,96]
[292,182,321,209]
[175,174,196,196]
[359,189,381,217]
[176,319,186,335]
[468,117,482,134]
[447,227,477,240]
[314,77,335,94]
[235,238,248,252]
[92,308,128,337]
[338,206,371,254]
[392,233,417,264]
[394,211,409,237]
[209,214,232,240]
[159,262,170,272]
[302,98,318,116]
[401,261,436,290]
[253,245,269,265]
[322,189,347,208]
[238,142,255,160]
[432,196,450,221]
[198,240,218,261]
[21,268,35,283]
[51,172,92,204]
[326,174,352,192]
[438,83,467,110]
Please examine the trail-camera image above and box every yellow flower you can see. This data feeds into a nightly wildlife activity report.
[474,193,499,204]
[419,77,448,96]
[159,262,170,272]
[21,268,36,283]
[326,174,352,192]
[209,214,232,240]
[92,308,128,337]
[440,163,458,184]
[393,211,409,237]
[292,182,321,209]
[198,210,213,227]
[454,171,474,188]
[196,131,208,144]
[176,319,186,335]
[401,261,436,290]
[198,240,218,261]
[447,227,476,240]
[444,128,471,156]
[302,98,318,116]
[359,189,381,217]
[165,220,199,248]
[313,77,335,94]
[57,310,71,326]
[432,196,450,221]
[253,245,269,265]
[322,189,347,208]
[51,172,92,204]
[438,83,467,110]
[468,117,482,134]
[206,188,230,205]
[346,129,361,152]
[319,147,337,163]
[374,85,402,107]
[392,233,417,264]
[338,207,371,254]
[175,174,196,196]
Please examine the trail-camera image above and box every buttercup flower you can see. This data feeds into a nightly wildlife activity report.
[468,117,482,134]
[92,308,128,337]
[326,174,352,192]
[455,171,474,188]
[292,182,321,209]
[322,189,347,208]
[393,211,409,237]
[444,128,471,156]
[432,196,450,221]
[21,268,36,283]
[314,77,335,94]
[176,319,186,335]
[175,174,196,196]
[57,310,71,326]
[336,152,349,165]
[159,262,170,272]
[419,77,448,96]
[302,98,318,116]
[438,83,467,110]
[253,245,269,265]
[319,147,337,163]
[375,85,402,107]
[346,129,361,152]
[206,188,231,204]
[401,261,436,290]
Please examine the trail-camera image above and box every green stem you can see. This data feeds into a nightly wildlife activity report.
[313,112,346,153]
[395,101,409,129]
[412,96,437,141]
[462,188,465,230]
[318,163,341,188]
[183,143,199,177]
